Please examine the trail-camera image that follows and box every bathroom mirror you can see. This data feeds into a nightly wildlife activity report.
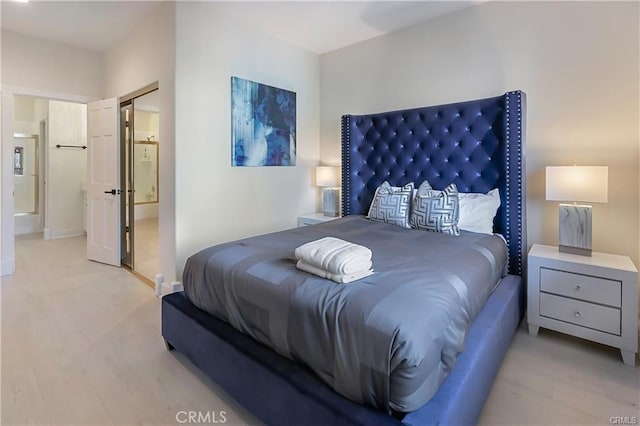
[14,147,24,175]
[134,141,158,204]
[13,134,39,215]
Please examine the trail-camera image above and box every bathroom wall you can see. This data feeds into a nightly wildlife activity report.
[134,109,159,220]
[45,101,87,239]
[13,95,48,134]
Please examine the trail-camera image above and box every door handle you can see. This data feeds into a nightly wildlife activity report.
[104,189,122,195]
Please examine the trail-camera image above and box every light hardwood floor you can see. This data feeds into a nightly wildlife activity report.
[2,234,258,426]
[134,218,159,282]
[2,235,638,425]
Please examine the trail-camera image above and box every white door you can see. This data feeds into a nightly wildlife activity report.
[86,98,120,266]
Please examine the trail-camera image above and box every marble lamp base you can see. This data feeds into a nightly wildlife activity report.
[558,203,592,256]
[322,188,340,217]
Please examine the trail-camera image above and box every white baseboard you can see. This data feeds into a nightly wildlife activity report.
[1,258,15,276]
[155,274,164,297]
[49,228,85,240]
[135,203,159,220]
[15,225,40,235]
[43,228,51,240]
[160,281,183,296]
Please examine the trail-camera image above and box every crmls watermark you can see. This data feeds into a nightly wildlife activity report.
[610,417,638,425]
[176,410,227,424]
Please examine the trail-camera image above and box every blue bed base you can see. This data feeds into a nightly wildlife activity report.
[162,91,527,425]
[163,275,523,426]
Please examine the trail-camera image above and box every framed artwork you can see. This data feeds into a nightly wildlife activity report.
[231,76,296,166]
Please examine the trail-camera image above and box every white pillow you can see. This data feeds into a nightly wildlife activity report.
[458,189,501,234]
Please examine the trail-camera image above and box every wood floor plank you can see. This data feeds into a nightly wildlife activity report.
[134,218,159,282]
[0,363,52,425]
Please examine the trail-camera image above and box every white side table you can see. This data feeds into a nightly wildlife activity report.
[297,213,339,227]
[527,244,638,366]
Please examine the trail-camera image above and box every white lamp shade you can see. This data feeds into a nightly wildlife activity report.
[545,166,608,203]
[316,166,339,187]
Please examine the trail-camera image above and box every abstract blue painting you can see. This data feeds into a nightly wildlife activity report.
[231,77,296,166]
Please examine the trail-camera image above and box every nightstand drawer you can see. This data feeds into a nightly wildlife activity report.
[540,293,621,335]
[540,268,621,307]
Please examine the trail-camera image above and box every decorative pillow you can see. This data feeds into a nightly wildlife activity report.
[458,189,501,234]
[410,182,460,236]
[367,181,414,228]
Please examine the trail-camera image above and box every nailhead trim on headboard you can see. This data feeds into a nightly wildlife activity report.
[503,90,526,277]
[341,114,351,216]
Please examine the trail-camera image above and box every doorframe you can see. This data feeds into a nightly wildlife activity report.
[120,82,158,104]
[118,83,159,281]
[120,102,134,270]
[1,85,98,276]
[39,119,47,235]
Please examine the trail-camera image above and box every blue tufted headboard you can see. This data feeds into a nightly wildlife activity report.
[341,91,526,276]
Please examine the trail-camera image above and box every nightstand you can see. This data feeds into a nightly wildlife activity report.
[528,244,638,366]
[297,213,339,227]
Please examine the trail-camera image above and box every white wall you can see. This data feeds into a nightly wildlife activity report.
[1,30,103,275]
[103,2,176,281]
[320,1,639,267]
[1,30,103,97]
[175,2,320,276]
[45,101,87,239]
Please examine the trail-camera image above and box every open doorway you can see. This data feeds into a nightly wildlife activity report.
[120,88,159,284]
[12,95,87,240]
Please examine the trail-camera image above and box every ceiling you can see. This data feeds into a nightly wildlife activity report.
[1,1,163,52]
[1,1,479,54]
[216,1,480,54]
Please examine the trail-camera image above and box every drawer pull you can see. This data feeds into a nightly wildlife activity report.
[574,285,582,291]
[575,311,581,318]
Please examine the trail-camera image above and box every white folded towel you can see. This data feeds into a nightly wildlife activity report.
[294,237,372,275]
[296,260,373,284]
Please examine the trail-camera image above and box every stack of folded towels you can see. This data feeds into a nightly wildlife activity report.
[294,237,374,284]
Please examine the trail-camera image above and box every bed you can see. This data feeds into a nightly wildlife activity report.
[162,90,527,425]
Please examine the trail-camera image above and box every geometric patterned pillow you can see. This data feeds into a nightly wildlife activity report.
[367,181,414,229]
[414,180,459,223]
[409,182,460,236]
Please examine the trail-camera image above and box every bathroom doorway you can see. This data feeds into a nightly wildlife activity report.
[12,95,87,239]
[120,87,160,284]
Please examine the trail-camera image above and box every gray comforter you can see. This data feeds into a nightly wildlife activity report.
[183,216,507,413]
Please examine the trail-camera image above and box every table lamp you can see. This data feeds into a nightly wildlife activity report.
[316,166,340,217]
[545,165,608,256]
